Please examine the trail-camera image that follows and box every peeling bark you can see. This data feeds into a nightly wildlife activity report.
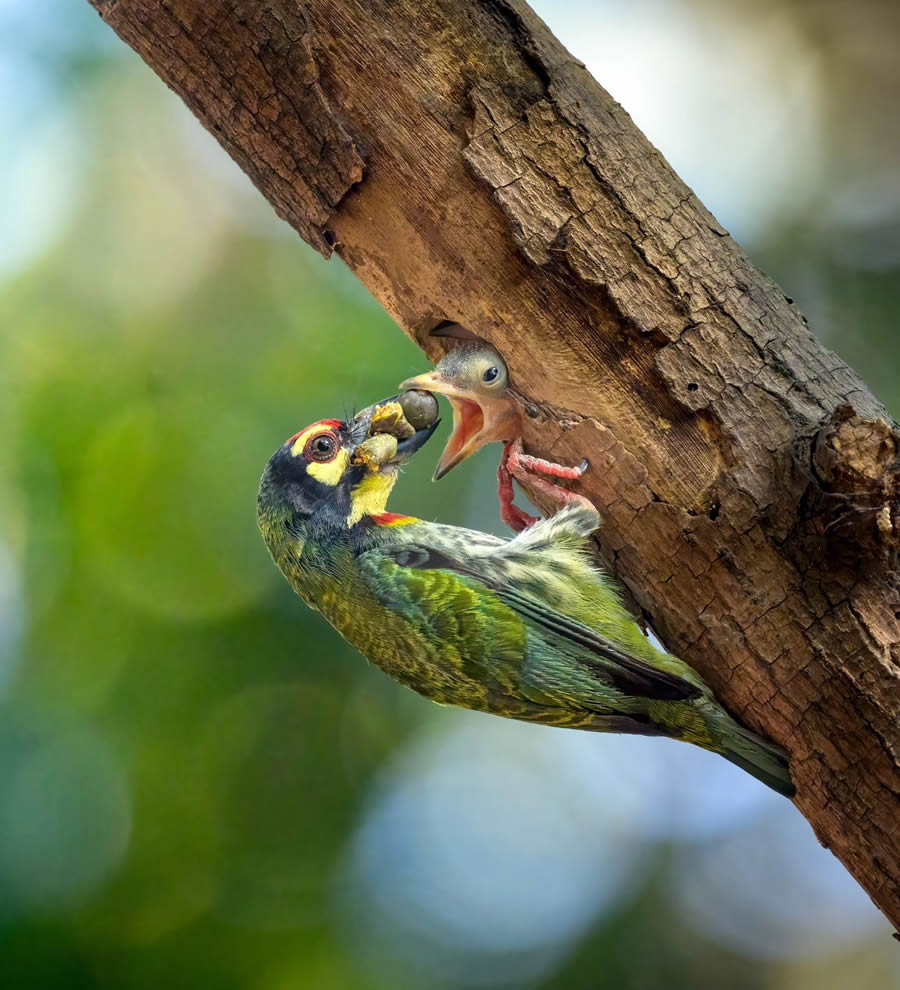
[87,0,900,927]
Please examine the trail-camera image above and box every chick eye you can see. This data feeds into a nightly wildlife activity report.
[482,366,501,384]
[305,432,339,462]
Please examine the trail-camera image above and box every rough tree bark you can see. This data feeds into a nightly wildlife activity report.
[86,0,900,927]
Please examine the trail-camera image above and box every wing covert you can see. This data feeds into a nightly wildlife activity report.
[365,539,701,703]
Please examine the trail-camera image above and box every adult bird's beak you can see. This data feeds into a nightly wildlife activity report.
[349,396,440,472]
[393,419,440,463]
[398,371,519,480]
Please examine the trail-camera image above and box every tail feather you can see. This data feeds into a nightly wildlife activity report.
[717,719,795,797]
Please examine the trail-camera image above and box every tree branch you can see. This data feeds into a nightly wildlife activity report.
[86,0,900,926]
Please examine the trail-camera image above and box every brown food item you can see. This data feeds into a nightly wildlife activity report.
[351,433,399,471]
[398,389,439,431]
[368,401,414,439]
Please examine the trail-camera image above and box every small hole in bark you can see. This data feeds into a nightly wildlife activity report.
[687,382,699,392]
[323,229,338,248]
[894,610,900,620]
[708,500,720,520]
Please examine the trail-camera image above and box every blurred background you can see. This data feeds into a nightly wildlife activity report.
[1,0,898,987]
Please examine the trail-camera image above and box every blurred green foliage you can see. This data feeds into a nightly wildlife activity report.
[1,1,898,988]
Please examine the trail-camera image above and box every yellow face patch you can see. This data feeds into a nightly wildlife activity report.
[289,423,330,458]
[307,449,350,487]
[288,422,349,488]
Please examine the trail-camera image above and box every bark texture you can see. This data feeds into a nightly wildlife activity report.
[87,0,900,926]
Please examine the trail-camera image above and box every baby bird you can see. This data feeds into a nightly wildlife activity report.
[400,325,589,532]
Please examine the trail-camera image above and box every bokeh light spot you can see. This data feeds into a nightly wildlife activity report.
[341,715,652,985]
[0,728,131,909]
[671,806,890,958]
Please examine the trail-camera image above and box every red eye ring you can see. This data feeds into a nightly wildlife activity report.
[304,431,340,463]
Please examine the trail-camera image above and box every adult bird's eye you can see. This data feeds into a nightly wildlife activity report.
[305,432,339,462]
[482,366,500,384]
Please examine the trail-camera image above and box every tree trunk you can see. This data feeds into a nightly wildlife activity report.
[86,0,900,927]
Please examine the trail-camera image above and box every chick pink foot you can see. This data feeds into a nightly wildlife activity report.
[498,453,539,533]
[499,439,592,531]
[511,447,589,481]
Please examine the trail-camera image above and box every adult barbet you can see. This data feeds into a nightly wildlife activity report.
[257,394,794,796]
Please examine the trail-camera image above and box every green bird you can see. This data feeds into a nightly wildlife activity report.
[257,397,794,796]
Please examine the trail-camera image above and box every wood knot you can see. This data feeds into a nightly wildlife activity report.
[814,405,898,493]
[814,405,897,488]
[812,405,900,556]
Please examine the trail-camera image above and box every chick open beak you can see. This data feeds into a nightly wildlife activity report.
[398,371,518,480]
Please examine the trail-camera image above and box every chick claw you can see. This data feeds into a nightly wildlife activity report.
[500,438,592,533]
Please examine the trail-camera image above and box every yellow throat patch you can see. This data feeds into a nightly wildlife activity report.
[347,470,398,527]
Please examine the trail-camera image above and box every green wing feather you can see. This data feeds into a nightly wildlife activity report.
[357,535,702,706]
[353,516,794,795]
[356,548,528,704]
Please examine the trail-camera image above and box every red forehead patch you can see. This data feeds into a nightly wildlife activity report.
[285,419,342,445]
